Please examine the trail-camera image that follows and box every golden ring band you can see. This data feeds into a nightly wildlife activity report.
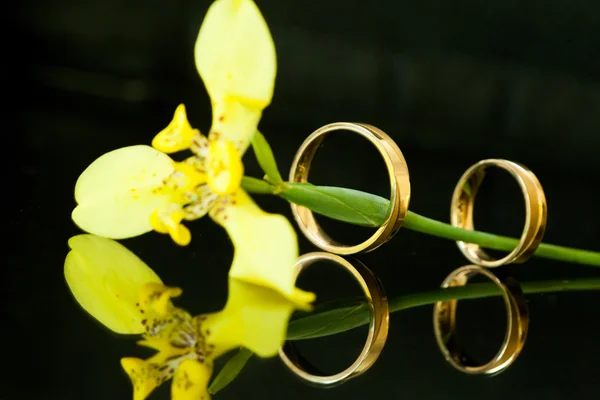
[279,251,389,386]
[433,264,529,375]
[289,122,411,255]
[450,159,547,267]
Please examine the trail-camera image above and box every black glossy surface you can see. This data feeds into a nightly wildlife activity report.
[10,1,600,399]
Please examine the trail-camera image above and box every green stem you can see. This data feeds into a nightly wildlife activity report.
[287,277,600,340]
[240,176,600,267]
[241,176,276,194]
[251,131,284,184]
[403,212,600,266]
[390,277,600,311]
[208,348,253,394]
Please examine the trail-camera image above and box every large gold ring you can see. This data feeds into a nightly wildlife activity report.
[450,159,547,267]
[279,252,389,387]
[289,122,411,255]
[433,265,529,375]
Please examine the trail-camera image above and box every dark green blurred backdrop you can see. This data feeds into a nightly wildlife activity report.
[10,1,600,400]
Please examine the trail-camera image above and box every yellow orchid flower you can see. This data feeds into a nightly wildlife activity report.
[64,234,315,400]
[71,0,276,246]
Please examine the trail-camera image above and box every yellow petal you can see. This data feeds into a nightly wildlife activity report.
[121,358,162,400]
[139,283,182,317]
[206,140,244,195]
[203,279,307,358]
[64,235,162,334]
[152,104,197,153]
[172,359,213,400]
[73,145,174,239]
[195,0,276,109]
[213,189,315,306]
[208,101,262,154]
[150,205,192,246]
[195,0,276,152]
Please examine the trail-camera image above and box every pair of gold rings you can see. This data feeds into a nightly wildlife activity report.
[288,122,548,263]
[279,122,548,383]
[280,260,529,382]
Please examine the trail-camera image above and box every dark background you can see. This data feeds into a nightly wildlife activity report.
[10,0,600,399]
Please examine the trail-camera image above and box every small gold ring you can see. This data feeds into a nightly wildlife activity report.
[450,159,547,267]
[279,252,389,387]
[289,122,411,255]
[433,265,529,375]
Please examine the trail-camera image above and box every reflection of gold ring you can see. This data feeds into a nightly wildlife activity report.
[279,252,389,387]
[450,159,547,267]
[433,265,529,375]
[289,122,411,255]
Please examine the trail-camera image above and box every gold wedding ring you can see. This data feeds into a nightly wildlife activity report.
[279,252,389,387]
[289,122,411,255]
[451,159,547,267]
[433,265,529,375]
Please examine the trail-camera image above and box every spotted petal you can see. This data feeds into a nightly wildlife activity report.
[195,0,276,152]
[172,360,213,400]
[72,145,174,239]
[64,235,162,334]
[121,358,165,400]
